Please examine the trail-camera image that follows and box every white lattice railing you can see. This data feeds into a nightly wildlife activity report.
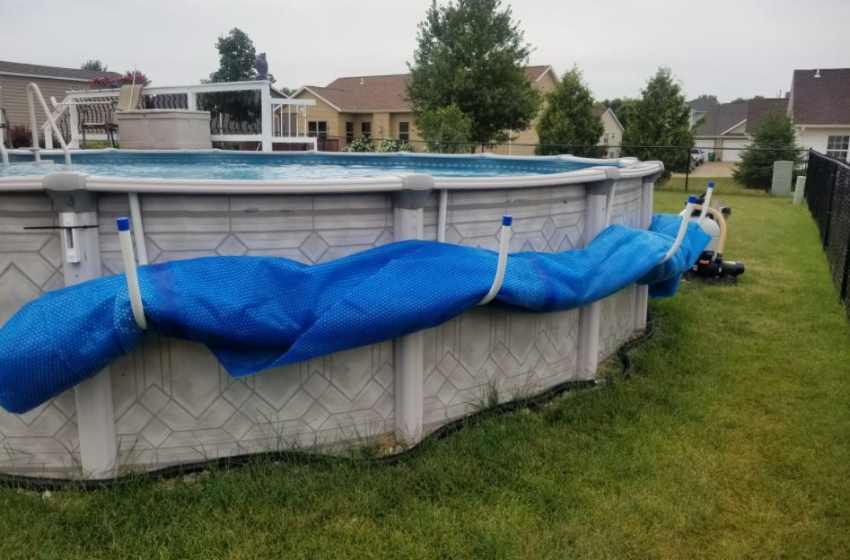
[47,80,316,151]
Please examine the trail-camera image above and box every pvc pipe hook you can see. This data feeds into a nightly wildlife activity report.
[479,215,512,305]
[117,217,147,330]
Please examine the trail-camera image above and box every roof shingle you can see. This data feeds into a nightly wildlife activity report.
[694,101,749,137]
[303,66,554,113]
[0,60,120,81]
[745,98,788,133]
[791,68,850,125]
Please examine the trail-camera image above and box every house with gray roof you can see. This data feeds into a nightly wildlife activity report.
[693,100,753,162]
[0,59,119,142]
[789,68,850,162]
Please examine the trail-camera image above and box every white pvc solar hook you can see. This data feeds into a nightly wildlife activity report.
[479,215,512,305]
[662,196,698,263]
[117,217,147,330]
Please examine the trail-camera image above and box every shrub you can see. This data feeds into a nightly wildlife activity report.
[344,137,375,152]
[733,111,800,190]
[417,105,473,153]
[375,139,414,153]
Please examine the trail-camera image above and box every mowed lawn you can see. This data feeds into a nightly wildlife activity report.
[2,178,850,559]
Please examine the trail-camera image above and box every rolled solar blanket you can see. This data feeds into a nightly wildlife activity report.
[0,214,708,413]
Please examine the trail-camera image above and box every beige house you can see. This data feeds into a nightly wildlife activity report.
[593,105,624,158]
[292,66,560,154]
[0,60,118,142]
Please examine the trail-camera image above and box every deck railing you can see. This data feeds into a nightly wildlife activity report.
[43,80,316,151]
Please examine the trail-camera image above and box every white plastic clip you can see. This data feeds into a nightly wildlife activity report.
[663,196,697,263]
[479,215,512,305]
[698,181,715,224]
[117,217,147,330]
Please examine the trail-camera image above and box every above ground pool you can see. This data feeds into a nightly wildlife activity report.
[0,149,677,480]
[2,149,612,181]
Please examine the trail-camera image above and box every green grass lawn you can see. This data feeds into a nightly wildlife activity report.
[3,183,850,559]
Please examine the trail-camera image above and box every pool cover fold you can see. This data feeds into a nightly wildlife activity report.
[0,214,708,413]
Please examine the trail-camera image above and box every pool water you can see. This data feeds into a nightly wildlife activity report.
[2,151,612,181]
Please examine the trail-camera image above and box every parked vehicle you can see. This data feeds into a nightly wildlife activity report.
[690,148,706,167]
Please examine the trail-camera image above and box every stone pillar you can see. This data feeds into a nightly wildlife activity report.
[45,173,117,479]
[391,175,432,444]
[771,161,794,196]
[634,171,661,332]
[577,169,618,378]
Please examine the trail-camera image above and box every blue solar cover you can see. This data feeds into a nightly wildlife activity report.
[0,214,708,413]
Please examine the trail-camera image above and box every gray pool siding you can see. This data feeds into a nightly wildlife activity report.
[0,170,657,478]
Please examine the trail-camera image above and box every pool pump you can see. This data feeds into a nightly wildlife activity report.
[680,181,745,281]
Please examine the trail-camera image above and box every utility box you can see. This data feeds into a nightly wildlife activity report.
[116,110,212,149]
[771,161,793,196]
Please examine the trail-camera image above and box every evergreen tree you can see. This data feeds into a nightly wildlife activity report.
[407,0,541,147]
[733,111,800,189]
[536,68,603,156]
[622,68,693,175]
[81,60,108,73]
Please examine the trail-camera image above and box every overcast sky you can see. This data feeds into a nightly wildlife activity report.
[2,0,849,102]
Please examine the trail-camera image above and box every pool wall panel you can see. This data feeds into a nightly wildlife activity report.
[0,166,659,478]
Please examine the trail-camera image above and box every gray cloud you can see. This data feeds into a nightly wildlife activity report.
[1,0,848,102]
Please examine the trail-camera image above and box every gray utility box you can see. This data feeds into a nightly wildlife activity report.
[116,110,212,149]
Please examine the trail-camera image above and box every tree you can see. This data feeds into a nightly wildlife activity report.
[535,68,603,156]
[733,111,800,189]
[208,28,258,82]
[204,28,267,126]
[603,98,638,131]
[407,0,541,147]
[418,104,474,153]
[81,60,108,73]
[621,68,693,175]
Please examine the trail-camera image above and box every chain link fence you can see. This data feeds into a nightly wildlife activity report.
[805,149,850,316]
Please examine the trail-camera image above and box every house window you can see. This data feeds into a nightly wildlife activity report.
[398,121,410,143]
[827,135,849,161]
[361,121,371,140]
[308,121,328,140]
[345,121,354,143]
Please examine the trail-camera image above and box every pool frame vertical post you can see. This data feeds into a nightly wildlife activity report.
[634,171,661,332]
[577,169,619,378]
[45,173,117,479]
[260,82,273,152]
[391,175,432,445]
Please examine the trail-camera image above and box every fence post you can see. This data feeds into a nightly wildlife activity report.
[577,169,618,377]
[793,175,806,205]
[391,175,431,444]
[45,173,117,479]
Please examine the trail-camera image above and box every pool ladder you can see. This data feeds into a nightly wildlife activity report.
[25,82,71,166]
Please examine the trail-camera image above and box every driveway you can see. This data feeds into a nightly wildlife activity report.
[675,161,735,178]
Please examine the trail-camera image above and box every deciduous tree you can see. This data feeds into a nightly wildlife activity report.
[407,0,540,147]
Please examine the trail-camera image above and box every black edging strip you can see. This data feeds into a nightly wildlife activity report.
[0,312,654,492]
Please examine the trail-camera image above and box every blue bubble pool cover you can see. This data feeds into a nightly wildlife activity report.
[0,214,708,413]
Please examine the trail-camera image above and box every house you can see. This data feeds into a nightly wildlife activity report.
[0,60,119,135]
[688,96,719,128]
[692,100,750,162]
[593,105,624,158]
[789,68,850,162]
[293,66,611,155]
